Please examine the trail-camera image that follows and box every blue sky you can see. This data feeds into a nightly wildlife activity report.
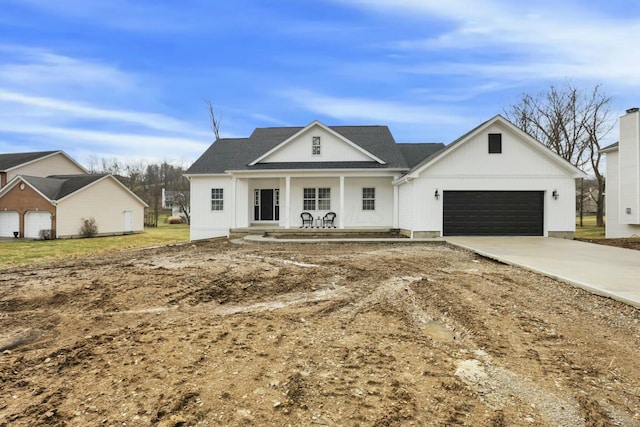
[1,0,640,167]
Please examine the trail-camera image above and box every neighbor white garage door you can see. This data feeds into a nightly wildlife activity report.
[0,211,20,237]
[25,211,52,239]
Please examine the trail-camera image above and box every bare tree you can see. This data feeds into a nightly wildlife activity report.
[175,192,191,224]
[505,83,612,226]
[204,99,222,140]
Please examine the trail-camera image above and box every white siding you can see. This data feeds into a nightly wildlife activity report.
[605,150,640,237]
[402,121,577,236]
[289,177,340,227]
[261,126,374,163]
[189,175,234,240]
[397,181,414,231]
[618,112,640,224]
[424,123,572,178]
[342,177,393,227]
[56,177,145,237]
[7,153,86,182]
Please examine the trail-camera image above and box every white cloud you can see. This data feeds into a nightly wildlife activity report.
[278,88,468,127]
[0,122,208,161]
[0,46,135,93]
[0,46,210,163]
[0,89,209,136]
[334,0,640,85]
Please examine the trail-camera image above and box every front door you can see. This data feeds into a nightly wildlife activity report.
[254,189,280,221]
[260,189,274,221]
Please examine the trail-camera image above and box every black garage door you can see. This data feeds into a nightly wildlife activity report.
[443,191,544,236]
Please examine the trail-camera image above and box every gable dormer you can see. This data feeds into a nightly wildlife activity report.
[250,121,385,165]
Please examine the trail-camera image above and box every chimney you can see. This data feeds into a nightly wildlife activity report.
[619,108,640,224]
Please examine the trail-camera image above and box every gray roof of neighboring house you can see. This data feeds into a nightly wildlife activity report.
[600,142,619,152]
[186,125,442,174]
[0,151,59,171]
[21,175,105,200]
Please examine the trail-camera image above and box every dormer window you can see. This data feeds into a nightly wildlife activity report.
[312,136,321,156]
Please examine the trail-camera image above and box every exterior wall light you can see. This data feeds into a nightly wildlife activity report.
[552,190,559,200]
[434,189,440,200]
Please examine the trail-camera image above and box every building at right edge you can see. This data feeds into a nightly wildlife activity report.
[602,107,640,238]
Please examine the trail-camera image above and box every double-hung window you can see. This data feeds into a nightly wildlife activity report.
[303,187,331,210]
[303,188,316,210]
[362,187,375,210]
[211,188,224,211]
[318,188,331,210]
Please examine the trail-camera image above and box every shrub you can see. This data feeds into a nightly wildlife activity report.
[39,229,54,240]
[80,217,98,238]
[167,216,183,224]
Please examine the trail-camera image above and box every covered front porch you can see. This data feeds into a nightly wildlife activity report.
[230,172,400,230]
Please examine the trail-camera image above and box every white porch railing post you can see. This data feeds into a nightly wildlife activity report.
[339,176,345,229]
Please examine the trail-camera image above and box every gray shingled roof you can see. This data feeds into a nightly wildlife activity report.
[21,175,105,200]
[186,125,436,174]
[397,143,446,168]
[0,151,59,171]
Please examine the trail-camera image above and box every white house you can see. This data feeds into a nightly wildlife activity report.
[602,108,640,238]
[185,116,585,240]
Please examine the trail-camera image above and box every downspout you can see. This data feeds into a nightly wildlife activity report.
[52,201,58,239]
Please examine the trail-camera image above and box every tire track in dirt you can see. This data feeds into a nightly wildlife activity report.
[1,241,639,426]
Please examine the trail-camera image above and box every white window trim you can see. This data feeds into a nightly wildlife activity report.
[303,187,331,211]
[211,188,224,211]
[362,187,376,211]
[312,136,321,156]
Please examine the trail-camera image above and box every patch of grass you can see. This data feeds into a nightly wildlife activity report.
[574,215,605,239]
[0,220,189,268]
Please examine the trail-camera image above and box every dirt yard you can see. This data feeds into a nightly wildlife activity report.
[1,239,639,427]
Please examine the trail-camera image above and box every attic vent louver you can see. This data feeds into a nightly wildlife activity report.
[626,107,639,113]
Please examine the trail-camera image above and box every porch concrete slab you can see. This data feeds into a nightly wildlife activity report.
[242,234,445,244]
[445,236,640,308]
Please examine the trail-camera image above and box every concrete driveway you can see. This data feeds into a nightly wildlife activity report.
[445,236,640,309]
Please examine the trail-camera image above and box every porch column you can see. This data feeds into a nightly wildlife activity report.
[285,176,291,229]
[339,176,345,229]
[393,181,399,228]
[231,177,237,229]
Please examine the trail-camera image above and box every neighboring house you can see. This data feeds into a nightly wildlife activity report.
[185,116,585,240]
[575,187,600,215]
[0,150,87,188]
[162,188,190,218]
[601,108,640,238]
[0,151,148,239]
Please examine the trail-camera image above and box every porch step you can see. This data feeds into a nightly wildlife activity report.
[266,230,406,239]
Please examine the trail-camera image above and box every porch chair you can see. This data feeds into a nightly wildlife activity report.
[322,212,336,228]
[300,211,314,228]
